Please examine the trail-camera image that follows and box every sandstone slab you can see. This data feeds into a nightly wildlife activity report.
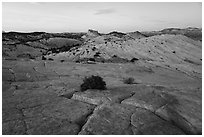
[14,72,47,82]
[2,108,23,122]
[40,98,96,123]
[2,68,15,81]
[14,90,59,109]
[21,98,95,134]
[2,82,15,99]
[22,97,95,124]
[25,117,80,135]
[121,85,168,112]
[2,120,26,135]
[131,108,184,135]
[155,95,202,134]
[79,103,137,135]
[72,89,134,105]
[11,81,50,90]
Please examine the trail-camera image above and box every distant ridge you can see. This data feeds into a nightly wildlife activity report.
[3,27,201,41]
[107,31,126,38]
[127,31,147,39]
[141,27,202,41]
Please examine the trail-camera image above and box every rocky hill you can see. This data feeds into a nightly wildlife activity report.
[2,29,202,80]
[127,31,147,39]
[45,29,201,79]
[2,31,84,60]
[141,27,202,41]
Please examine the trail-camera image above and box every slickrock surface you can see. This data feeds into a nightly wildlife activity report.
[131,108,185,135]
[2,59,201,135]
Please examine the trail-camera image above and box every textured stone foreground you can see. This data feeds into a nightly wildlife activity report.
[2,60,202,135]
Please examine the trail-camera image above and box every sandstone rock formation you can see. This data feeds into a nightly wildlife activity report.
[2,28,202,135]
[142,27,202,41]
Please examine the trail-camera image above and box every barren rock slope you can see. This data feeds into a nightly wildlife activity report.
[2,59,201,135]
[2,29,202,135]
[47,32,201,79]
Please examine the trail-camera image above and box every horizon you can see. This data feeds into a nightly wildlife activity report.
[2,2,202,33]
[2,26,202,34]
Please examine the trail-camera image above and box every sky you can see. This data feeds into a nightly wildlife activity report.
[2,2,202,33]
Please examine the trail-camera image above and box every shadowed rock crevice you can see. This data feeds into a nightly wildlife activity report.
[148,107,187,134]
[75,106,97,134]
[118,92,135,103]
[155,103,200,135]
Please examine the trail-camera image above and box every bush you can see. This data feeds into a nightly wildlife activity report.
[80,75,107,91]
[130,58,139,63]
[42,56,46,60]
[123,77,135,84]
[48,58,54,61]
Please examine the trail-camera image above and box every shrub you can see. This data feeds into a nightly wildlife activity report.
[123,77,135,84]
[48,58,54,61]
[42,56,46,60]
[80,75,107,91]
[130,58,139,63]
[89,58,95,62]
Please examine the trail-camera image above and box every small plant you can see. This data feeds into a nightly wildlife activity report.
[48,58,54,61]
[123,77,135,84]
[130,58,139,63]
[80,75,107,91]
[42,56,46,60]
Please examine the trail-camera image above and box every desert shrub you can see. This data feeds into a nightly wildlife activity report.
[89,58,95,62]
[112,55,117,58]
[123,77,135,84]
[42,56,46,60]
[80,75,107,91]
[48,58,54,61]
[130,58,139,63]
[92,47,96,51]
[94,52,101,58]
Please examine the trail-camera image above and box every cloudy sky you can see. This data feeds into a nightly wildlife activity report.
[2,2,202,33]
